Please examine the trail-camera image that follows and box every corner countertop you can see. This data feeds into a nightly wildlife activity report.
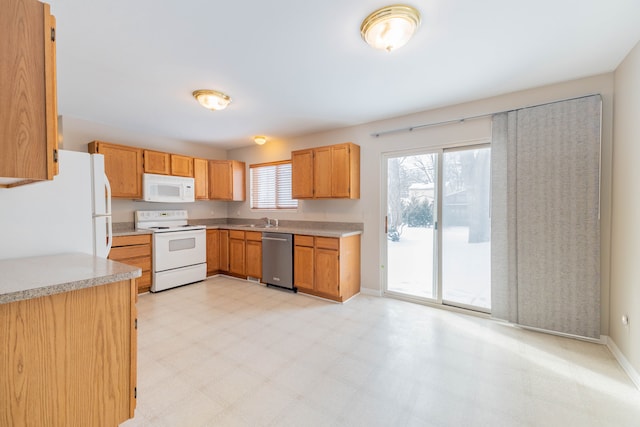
[0,253,142,305]
[113,219,363,238]
[203,224,362,238]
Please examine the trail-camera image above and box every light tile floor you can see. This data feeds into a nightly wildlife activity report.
[121,276,640,427]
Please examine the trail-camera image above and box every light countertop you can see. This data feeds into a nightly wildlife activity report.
[0,253,141,304]
[113,219,363,238]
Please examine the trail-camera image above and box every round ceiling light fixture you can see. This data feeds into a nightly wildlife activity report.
[254,136,267,145]
[360,4,421,52]
[192,89,232,111]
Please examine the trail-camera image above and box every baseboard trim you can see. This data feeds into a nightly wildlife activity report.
[605,336,640,391]
[360,287,382,297]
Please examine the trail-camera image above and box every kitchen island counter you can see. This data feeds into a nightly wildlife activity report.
[0,253,141,304]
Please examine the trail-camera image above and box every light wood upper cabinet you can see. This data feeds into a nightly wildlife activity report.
[171,154,194,177]
[143,150,170,175]
[314,146,333,198]
[0,0,58,187]
[89,141,143,199]
[291,143,360,199]
[331,143,359,198]
[291,149,314,199]
[209,160,246,201]
[193,158,209,199]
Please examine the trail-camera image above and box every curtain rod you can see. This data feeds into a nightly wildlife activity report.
[371,113,491,138]
[371,94,601,138]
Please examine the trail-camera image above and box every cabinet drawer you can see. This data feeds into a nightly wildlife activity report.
[112,234,151,247]
[295,235,314,247]
[116,256,151,272]
[315,237,339,250]
[229,230,245,240]
[110,244,151,260]
[245,231,262,241]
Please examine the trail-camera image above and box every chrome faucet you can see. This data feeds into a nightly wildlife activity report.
[261,217,278,227]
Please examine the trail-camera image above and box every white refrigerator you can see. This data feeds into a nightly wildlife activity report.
[0,150,112,260]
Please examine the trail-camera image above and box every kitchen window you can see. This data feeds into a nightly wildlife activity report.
[250,160,298,210]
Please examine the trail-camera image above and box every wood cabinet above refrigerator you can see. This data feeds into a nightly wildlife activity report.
[0,0,58,188]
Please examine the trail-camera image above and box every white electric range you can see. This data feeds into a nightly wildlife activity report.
[135,210,206,292]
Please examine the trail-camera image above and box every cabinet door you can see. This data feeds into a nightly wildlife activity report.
[230,161,246,201]
[90,142,143,198]
[206,229,219,275]
[209,160,232,200]
[229,238,245,276]
[245,240,262,279]
[315,248,340,296]
[171,154,194,177]
[143,150,170,175]
[291,149,314,199]
[313,146,332,198]
[0,1,58,186]
[193,158,209,200]
[294,244,314,291]
[331,144,351,198]
[0,280,136,425]
[219,230,229,272]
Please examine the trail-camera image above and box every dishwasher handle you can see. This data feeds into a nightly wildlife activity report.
[262,236,290,242]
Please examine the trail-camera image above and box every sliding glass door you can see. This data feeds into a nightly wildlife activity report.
[441,147,491,310]
[385,153,437,299]
[384,145,491,312]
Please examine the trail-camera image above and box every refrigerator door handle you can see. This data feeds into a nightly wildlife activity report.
[104,173,112,215]
[106,214,113,256]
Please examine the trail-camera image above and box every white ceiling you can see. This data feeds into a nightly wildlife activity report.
[48,0,640,149]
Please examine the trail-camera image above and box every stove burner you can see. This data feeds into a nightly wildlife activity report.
[151,226,170,229]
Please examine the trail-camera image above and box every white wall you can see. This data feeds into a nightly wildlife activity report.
[611,41,640,374]
[228,74,615,335]
[59,115,229,222]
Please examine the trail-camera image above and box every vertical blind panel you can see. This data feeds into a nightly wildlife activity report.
[490,111,519,323]
[515,96,601,338]
[250,162,297,209]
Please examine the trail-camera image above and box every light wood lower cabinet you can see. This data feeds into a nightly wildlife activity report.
[206,229,262,279]
[245,231,262,279]
[109,234,152,293]
[229,230,246,276]
[206,229,220,275]
[294,234,361,302]
[0,279,137,426]
[219,230,229,273]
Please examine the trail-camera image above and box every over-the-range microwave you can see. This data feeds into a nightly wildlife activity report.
[143,173,195,203]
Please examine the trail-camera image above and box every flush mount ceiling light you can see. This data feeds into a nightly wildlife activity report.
[254,136,267,145]
[192,89,232,111]
[360,4,421,52]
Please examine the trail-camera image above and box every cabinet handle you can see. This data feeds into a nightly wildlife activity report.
[51,27,55,42]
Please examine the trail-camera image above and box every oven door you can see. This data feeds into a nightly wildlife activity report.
[153,229,206,272]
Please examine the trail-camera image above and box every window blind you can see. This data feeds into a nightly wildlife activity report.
[250,161,298,209]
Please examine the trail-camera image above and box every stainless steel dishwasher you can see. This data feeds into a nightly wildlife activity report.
[262,232,295,291]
